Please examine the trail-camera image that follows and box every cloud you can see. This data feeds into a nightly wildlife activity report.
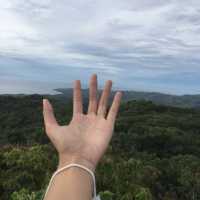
[0,0,200,94]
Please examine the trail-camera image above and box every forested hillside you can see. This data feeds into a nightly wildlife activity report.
[55,88,200,108]
[0,95,200,200]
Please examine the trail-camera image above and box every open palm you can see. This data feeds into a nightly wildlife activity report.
[43,74,122,171]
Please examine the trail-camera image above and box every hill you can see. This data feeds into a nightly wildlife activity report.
[54,88,200,108]
[0,95,200,199]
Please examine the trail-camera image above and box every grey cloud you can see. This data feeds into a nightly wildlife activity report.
[10,0,52,16]
[1,0,200,94]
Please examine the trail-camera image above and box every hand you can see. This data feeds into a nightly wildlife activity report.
[43,74,122,172]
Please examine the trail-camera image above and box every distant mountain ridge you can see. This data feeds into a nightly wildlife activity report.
[54,88,200,108]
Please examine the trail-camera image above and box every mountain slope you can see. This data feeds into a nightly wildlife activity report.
[54,88,200,108]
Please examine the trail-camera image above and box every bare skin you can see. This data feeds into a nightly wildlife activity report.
[43,74,122,200]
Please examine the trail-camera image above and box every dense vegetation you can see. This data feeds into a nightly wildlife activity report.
[0,95,200,200]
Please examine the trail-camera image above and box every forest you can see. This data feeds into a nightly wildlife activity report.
[0,94,200,200]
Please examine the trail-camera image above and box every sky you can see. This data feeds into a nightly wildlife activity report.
[0,0,200,95]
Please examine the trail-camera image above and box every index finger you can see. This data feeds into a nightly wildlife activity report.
[106,91,122,125]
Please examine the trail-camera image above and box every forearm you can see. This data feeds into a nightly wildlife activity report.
[44,166,93,200]
[44,156,95,200]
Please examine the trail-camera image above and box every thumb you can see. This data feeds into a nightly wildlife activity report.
[43,99,59,131]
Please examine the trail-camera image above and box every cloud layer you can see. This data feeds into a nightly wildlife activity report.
[0,0,200,94]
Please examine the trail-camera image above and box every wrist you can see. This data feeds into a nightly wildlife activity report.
[58,154,96,173]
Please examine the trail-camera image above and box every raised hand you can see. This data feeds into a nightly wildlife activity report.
[43,74,122,172]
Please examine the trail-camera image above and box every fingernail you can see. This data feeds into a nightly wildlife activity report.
[43,99,48,106]
[107,80,112,85]
[118,91,123,97]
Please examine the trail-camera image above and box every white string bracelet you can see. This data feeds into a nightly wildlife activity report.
[42,163,101,200]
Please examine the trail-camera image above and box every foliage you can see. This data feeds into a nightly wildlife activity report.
[10,188,43,200]
[0,96,200,199]
[99,190,114,200]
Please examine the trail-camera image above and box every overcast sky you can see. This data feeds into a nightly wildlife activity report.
[0,0,200,95]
